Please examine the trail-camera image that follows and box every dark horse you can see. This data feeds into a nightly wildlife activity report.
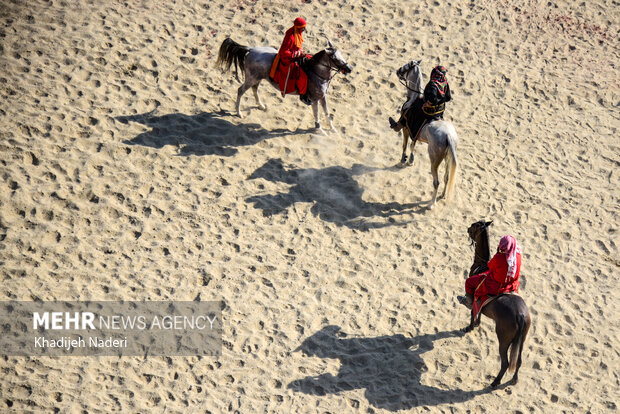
[463,220,531,388]
[216,38,352,131]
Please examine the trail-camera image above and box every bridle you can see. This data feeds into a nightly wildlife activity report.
[311,50,348,81]
[398,65,424,94]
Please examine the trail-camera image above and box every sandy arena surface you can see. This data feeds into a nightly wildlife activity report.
[0,0,618,412]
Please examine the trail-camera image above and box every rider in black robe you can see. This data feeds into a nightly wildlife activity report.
[389,65,452,141]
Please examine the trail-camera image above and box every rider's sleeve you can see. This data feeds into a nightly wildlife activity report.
[487,253,509,284]
[278,30,298,66]
[444,84,452,103]
[424,83,441,105]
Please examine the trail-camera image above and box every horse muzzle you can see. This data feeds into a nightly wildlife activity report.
[341,64,352,75]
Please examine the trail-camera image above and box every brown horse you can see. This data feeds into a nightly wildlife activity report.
[462,220,531,388]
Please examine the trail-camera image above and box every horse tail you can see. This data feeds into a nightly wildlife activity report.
[444,129,458,200]
[509,314,526,373]
[216,38,250,82]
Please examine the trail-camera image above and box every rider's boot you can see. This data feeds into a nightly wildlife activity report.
[457,293,473,309]
[389,117,403,132]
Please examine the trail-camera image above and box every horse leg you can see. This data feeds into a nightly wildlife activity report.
[312,100,322,131]
[320,97,334,130]
[509,315,530,385]
[429,158,440,208]
[252,83,266,110]
[462,305,481,333]
[236,81,253,118]
[440,156,450,198]
[462,310,476,333]
[399,128,409,165]
[408,133,417,165]
[491,336,511,388]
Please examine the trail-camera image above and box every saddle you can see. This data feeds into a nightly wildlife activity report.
[473,292,518,323]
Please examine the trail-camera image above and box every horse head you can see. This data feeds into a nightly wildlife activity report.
[293,325,344,357]
[468,220,493,245]
[396,59,423,92]
[324,47,353,75]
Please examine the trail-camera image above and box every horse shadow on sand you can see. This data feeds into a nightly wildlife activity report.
[247,159,429,230]
[288,326,490,411]
[116,110,314,157]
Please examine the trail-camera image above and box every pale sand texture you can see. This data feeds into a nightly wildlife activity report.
[1,0,618,412]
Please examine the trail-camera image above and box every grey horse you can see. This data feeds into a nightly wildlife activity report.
[217,38,352,131]
[393,60,458,207]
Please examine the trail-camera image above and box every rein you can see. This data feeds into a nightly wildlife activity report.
[308,52,346,81]
[399,77,423,94]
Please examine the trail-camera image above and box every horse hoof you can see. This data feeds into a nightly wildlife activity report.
[490,380,501,389]
[461,326,473,333]
[237,112,244,118]
[259,105,266,111]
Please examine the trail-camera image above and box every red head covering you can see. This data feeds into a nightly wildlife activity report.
[292,17,306,48]
[498,235,522,280]
[430,65,448,96]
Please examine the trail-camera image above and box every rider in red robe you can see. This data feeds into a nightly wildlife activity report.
[461,235,522,315]
[269,17,312,105]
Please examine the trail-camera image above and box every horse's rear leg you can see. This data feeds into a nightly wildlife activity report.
[440,159,450,198]
[509,316,530,385]
[429,160,440,208]
[491,338,511,388]
[236,81,253,118]
[252,83,266,110]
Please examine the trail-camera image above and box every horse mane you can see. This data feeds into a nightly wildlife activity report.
[309,49,327,64]
[470,221,491,276]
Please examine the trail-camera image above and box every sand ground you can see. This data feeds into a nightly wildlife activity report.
[0,0,618,412]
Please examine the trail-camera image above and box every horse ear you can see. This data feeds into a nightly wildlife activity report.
[320,33,334,49]
[486,221,493,226]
